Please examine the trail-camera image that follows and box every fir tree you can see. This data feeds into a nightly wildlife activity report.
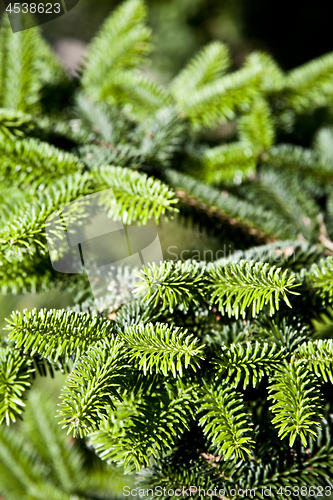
[2,1,333,498]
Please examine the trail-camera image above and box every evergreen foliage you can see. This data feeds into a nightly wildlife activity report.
[0,391,128,499]
[2,0,333,498]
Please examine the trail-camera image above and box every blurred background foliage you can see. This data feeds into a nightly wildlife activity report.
[2,0,332,76]
[2,0,333,79]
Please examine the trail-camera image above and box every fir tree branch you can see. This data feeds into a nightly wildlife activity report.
[163,169,290,241]
[307,257,333,298]
[134,260,207,312]
[238,97,275,151]
[285,51,333,113]
[204,142,257,184]
[5,308,113,363]
[208,260,300,318]
[297,339,333,383]
[179,64,263,129]
[0,133,84,186]
[89,381,194,473]
[198,384,254,460]
[171,41,230,100]
[0,346,34,425]
[120,322,205,376]
[215,341,286,389]
[94,165,179,224]
[263,144,333,180]
[268,358,324,447]
[58,338,128,437]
